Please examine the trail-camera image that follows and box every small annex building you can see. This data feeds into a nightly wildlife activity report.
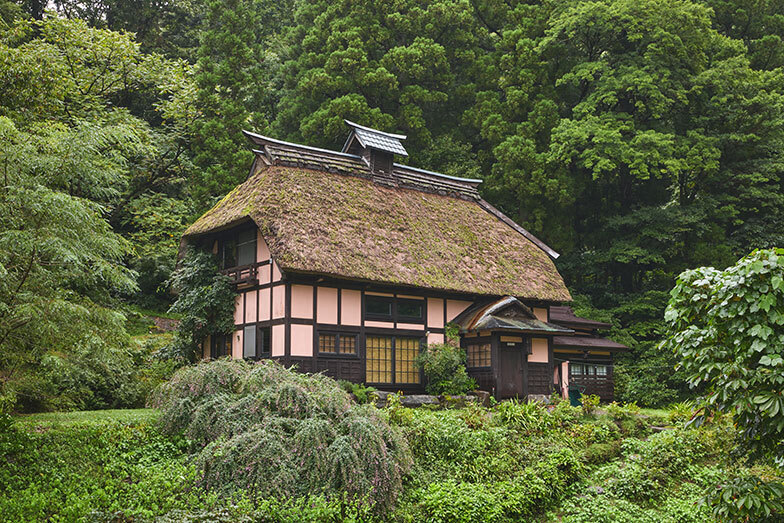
[181,121,627,401]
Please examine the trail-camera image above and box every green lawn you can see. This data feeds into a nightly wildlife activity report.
[14,408,157,428]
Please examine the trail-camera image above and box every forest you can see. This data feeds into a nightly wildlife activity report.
[1,0,784,520]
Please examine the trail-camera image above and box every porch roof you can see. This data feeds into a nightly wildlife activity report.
[454,296,573,335]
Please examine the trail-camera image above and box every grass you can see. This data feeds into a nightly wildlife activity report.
[14,408,157,428]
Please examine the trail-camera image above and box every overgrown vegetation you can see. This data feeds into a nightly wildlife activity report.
[5,372,781,521]
[416,343,477,395]
[163,248,235,362]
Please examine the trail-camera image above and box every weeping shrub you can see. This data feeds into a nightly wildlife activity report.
[149,359,412,513]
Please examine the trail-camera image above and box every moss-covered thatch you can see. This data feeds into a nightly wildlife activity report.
[184,166,571,302]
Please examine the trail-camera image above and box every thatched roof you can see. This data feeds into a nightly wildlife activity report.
[184,134,572,302]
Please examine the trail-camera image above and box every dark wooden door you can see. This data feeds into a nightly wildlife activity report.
[497,347,524,399]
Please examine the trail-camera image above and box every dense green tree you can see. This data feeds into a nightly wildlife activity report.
[0,15,196,409]
[704,0,784,70]
[273,0,490,177]
[189,0,286,208]
[0,117,137,411]
[51,0,206,59]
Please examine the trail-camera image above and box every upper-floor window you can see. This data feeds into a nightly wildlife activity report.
[365,295,424,322]
[220,228,256,269]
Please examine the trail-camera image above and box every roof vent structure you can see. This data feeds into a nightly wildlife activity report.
[342,120,407,184]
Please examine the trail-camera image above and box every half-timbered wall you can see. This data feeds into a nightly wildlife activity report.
[203,224,569,397]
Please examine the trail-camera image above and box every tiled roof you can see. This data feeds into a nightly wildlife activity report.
[552,335,628,350]
[550,306,612,329]
[344,120,408,156]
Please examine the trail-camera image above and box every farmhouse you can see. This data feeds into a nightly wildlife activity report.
[181,121,627,400]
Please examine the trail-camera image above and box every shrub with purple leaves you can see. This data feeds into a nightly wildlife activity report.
[149,359,411,513]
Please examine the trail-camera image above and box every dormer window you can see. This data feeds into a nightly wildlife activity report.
[219,227,256,269]
[341,120,407,177]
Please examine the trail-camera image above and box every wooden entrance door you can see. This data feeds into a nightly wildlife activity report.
[497,346,524,399]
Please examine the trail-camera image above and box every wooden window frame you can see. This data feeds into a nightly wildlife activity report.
[219,226,257,270]
[318,331,359,358]
[365,295,394,321]
[210,334,231,359]
[364,334,423,386]
[466,342,491,369]
[364,295,425,324]
[257,325,272,359]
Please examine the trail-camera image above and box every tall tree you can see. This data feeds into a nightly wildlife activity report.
[189,0,284,208]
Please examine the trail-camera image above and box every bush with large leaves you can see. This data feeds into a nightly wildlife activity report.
[662,249,784,517]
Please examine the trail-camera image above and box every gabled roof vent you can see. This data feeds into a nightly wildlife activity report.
[342,120,407,183]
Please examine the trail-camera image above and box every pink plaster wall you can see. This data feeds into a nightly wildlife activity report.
[427,298,445,328]
[272,285,285,319]
[397,322,425,330]
[245,290,258,323]
[259,264,271,284]
[291,284,314,319]
[365,320,395,329]
[290,324,313,357]
[528,337,549,363]
[259,288,271,321]
[232,329,243,359]
[272,324,285,357]
[317,287,338,324]
[533,307,548,322]
[427,333,445,345]
[272,261,282,282]
[560,361,569,399]
[234,294,244,325]
[341,289,361,326]
[256,230,270,261]
[446,299,472,322]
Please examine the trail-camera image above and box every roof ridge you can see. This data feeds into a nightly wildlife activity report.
[393,163,483,184]
[243,130,363,160]
[344,119,407,139]
[242,129,560,260]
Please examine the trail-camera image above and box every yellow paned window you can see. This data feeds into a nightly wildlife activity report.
[366,336,392,383]
[395,337,421,384]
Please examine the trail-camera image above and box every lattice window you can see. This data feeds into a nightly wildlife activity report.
[319,333,336,353]
[366,336,392,383]
[339,335,356,355]
[466,343,491,368]
[395,337,421,384]
[319,333,357,356]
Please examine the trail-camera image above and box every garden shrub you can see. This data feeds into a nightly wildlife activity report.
[583,442,621,465]
[150,359,411,513]
[413,448,584,522]
[581,394,600,415]
[416,343,476,395]
[337,380,377,404]
[492,398,550,433]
